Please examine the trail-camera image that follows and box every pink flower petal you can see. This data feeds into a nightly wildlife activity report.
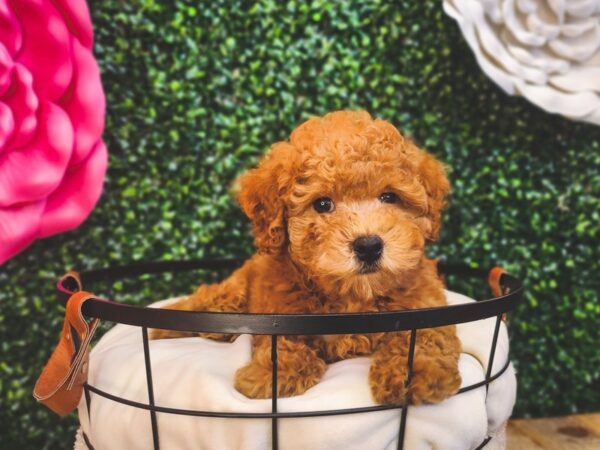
[0,102,14,151]
[2,63,39,149]
[0,102,73,207]
[51,0,93,49]
[40,140,107,237]
[59,38,104,165]
[0,42,13,95]
[0,0,22,57]
[0,199,44,264]
[11,0,72,101]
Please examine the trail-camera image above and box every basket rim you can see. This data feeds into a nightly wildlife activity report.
[56,257,523,335]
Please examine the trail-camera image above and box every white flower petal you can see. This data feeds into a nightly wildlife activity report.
[547,0,565,24]
[504,31,570,73]
[565,0,600,18]
[526,2,560,40]
[549,66,600,92]
[559,18,597,38]
[549,23,600,62]
[582,104,600,124]
[479,25,548,84]
[482,0,503,23]
[586,51,600,65]
[517,0,538,15]
[503,0,547,46]
[515,78,599,117]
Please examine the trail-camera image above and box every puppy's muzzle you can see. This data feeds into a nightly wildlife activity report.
[352,235,384,266]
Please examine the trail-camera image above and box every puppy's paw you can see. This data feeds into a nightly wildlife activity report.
[408,357,461,405]
[234,362,273,399]
[148,328,196,340]
[149,328,237,342]
[234,358,326,399]
[369,360,409,405]
[199,332,238,342]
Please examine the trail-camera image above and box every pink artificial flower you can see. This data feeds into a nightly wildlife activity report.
[0,0,107,264]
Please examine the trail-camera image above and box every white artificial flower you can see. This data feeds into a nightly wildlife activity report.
[444,0,600,125]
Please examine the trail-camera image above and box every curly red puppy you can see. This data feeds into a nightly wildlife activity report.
[151,111,461,405]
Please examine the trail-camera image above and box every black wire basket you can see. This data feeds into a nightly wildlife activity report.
[56,258,523,450]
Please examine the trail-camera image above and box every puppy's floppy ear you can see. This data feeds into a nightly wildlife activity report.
[411,142,450,241]
[236,143,296,254]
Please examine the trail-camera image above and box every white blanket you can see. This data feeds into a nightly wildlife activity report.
[75,291,516,450]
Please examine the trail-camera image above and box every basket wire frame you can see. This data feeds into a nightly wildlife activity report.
[58,258,523,450]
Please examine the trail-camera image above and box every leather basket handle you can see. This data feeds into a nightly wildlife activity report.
[487,266,507,298]
[33,278,99,416]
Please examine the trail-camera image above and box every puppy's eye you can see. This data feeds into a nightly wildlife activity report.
[379,192,398,204]
[313,197,335,213]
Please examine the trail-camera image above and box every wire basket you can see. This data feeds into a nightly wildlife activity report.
[56,258,523,450]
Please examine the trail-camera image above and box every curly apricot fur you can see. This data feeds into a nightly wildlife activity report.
[151,111,461,404]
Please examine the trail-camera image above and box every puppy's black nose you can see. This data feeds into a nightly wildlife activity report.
[352,235,384,264]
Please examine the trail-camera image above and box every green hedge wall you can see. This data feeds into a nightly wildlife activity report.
[1,0,599,448]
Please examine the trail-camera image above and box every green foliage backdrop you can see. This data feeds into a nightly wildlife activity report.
[1,0,599,448]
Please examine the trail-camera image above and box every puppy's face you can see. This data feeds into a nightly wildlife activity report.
[286,172,429,299]
[238,111,449,298]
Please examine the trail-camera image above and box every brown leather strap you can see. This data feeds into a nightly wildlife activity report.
[487,267,506,298]
[33,289,99,416]
[487,266,509,321]
[57,271,83,294]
